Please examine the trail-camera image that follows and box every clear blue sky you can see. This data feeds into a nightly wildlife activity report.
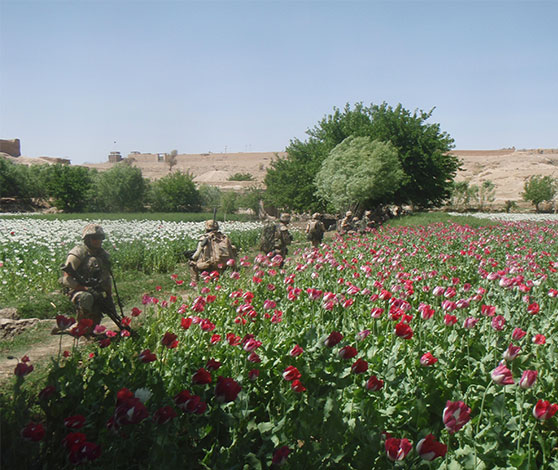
[1,0,557,164]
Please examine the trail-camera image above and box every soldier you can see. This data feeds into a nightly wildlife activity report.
[189,220,237,281]
[339,211,353,234]
[351,216,360,234]
[57,224,113,333]
[360,210,373,232]
[305,212,326,248]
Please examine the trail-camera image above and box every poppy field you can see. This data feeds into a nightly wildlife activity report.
[2,219,558,469]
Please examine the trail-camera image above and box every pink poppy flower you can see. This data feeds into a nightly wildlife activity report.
[491,315,506,331]
[491,363,515,385]
[503,344,521,361]
[512,328,527,340]
[443,400,471,434]
[519,370,538,389]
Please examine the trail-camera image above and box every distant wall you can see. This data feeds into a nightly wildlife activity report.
[0,139,21,157]
[450,149,514,157]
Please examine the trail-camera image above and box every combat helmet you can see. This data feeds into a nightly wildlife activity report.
[205,220,219,231]
[345,211,353,217]
[279,213,291,223]
[82,224,105,240]
[312,212,321,220]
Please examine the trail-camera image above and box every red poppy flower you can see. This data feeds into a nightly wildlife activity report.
[272,446,291,466]
[138,349,157,363]
[395,322,413,340]
[161,332,178,349]
[55,314,76,330]
[21,422,45,442]
[63,431,87,450]
[64,414,86,429]
[38,385,56,401]
[527,302,540,315]
[215,376,241,403]
[339,345,358,359]
[385,437,413,461]
[366,375,384,391]
[153,406,177,424]
[291,379,306,392]
[533,399,558,420]
[282,365,302,381]
[324,331,343,347]
[68,441,102,465]
[131,307,142,317]
[416,434,447,461]
[14,362,34,377]
[289,344,304,357]
[206,358,222,371]
[351,358,368,374]
[192,368,212,385]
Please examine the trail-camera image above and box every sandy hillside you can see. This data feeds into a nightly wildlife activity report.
[452,149,558,207]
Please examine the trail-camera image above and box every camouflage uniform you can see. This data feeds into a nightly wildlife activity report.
[361,210,373,232]
[305,212,326,248]
[339,211,353,234]
[274,213,293,263]
[60,224,112,329]
[189,220,236,281]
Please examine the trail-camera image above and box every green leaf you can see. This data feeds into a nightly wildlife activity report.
[257,422,275,435]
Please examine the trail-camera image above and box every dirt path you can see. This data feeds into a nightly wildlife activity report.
[0,318,114,385]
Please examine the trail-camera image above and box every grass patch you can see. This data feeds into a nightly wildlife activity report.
[0,321,53,356]
[0,212,254,222]
[385,211,500,228]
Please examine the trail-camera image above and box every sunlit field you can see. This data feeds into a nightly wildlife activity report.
[2,216,557,469]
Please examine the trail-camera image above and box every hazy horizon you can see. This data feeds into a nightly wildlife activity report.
[1,0,557,165]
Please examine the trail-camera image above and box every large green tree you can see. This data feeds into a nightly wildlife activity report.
[522,175,556,212]
[315,137,405,212]
[264,102,458,211]
[92,164,147,212]
[148,171,201,212]
[43,164,94,212]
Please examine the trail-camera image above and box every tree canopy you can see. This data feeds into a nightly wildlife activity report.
[522,175,556,212]
[92,164,147,212]
[148,171,201,212]
[264,102,458,212]
[315,136,405,212]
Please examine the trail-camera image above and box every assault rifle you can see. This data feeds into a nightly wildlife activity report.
[61,264,135,336]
